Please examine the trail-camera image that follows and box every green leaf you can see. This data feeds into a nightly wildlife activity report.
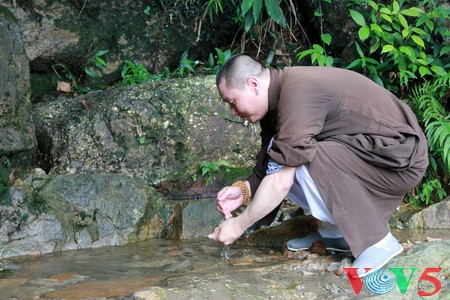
[411,28,427,35]
[325,56,334,67]
[380,8,391,15]
[369,41,380,54]
[392,1,400,14]
[252,0,263,22]
[370,23,383,35]
[349,9,366,26]
[440,46,450,56]
[368,1,378,11]
[401,8,422,17]
[347,59,362,69]
[321,33,332,45]
[358,26,370,41]
[244,11,254,32]
[419,66,430,76]
[381,14,392,23]
[312,44,324,52]
[355,42,364,57]
[241,0,254,15]
[84,67,98,78]
[366,58,379,65]
[411,35,425,48]
[398,14,408,29]
[95,50,109,57]
[381,45,395,53]
[401,28,409,38]
[264,0,286,28]
[430,66,448,76]
[399,46,416,61]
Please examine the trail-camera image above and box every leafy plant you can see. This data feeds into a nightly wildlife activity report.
[403,73,450,206]
[84,50,109,79]
[194,160,232,186]
[239,0,287,32]
[346,0,449,89]
[408,177,447,206]
[296,0,335,66]
[121,60,152,85]
[52,63,92,94]
[173,49,199,77]
[410,73,450,172]
[205,48,233,74]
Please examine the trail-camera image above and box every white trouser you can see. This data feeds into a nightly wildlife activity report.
[287,165,343,238]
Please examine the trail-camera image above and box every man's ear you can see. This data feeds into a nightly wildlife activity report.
[247,76,259,94]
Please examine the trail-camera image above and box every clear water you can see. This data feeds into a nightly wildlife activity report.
[0,228,448,299]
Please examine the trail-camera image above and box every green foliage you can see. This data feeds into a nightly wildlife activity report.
[172,49,199,77]
[296,0,335,66]
[84,50,109,79]
[205,48,233,74]
[410,73,450,172]
[121,60,152,86]
[52,63,92,94]
[202,0,223,22]
[408,177,447,206]
[347,0,449,89]
[403,73,450,206]
[194,160,232,186]
[239,0,287,32]
[296,43,334,67]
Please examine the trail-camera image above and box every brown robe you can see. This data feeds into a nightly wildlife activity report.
[247,67,428,257]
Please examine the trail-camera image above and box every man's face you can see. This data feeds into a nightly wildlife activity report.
[218,78,267,124]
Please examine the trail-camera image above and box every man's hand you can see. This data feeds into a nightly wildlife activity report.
[208,217,245,245]
[217,185,245,219]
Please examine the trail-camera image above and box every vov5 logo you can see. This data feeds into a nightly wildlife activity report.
[343,267,442,296]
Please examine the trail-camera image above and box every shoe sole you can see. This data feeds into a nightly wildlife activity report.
[287,246,351,252]
[358,246,404,278]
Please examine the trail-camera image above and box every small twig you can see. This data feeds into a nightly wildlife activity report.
[78,0,89,17]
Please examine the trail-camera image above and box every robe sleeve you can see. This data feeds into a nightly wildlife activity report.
[246,115,275,196]
[267,82,331,167]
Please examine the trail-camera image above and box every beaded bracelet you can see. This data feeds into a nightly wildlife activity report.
[231,180,251,206]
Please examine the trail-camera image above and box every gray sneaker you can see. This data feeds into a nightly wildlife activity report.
[287,231,350,252]
[352,233,404,278]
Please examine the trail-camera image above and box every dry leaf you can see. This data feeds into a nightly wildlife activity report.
[56,81,71,93]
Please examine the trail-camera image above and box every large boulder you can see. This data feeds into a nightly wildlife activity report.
[0,7,36,155]
[407,199,450,229]
[0,172,173,258]
[32,75,259,189]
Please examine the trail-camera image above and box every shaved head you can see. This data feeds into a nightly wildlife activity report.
[216,54,269,90]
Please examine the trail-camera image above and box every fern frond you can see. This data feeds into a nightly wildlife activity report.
[411,73,450,174]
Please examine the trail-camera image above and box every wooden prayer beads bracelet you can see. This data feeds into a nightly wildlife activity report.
[231,180,251,206]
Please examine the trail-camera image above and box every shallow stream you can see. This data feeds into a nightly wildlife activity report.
[1,228,449,299]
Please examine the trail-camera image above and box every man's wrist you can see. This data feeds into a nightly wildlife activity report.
[231,180,251,205]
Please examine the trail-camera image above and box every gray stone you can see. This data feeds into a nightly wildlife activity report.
[0,7,36,155]
[181,198,223,238]
[32,76,259,188]
[407,199,450,228]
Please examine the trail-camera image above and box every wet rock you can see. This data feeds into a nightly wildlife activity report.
[0,259,20,271]
[0,7,36,155]
[133,287,166,300]
[406,199,450,229]
[180,198,223,239]
[236,215,319,249]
